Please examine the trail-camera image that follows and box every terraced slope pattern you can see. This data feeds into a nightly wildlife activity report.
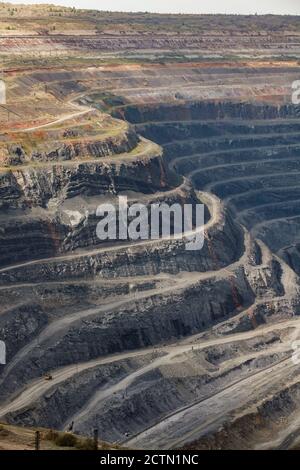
[1,10,300,450]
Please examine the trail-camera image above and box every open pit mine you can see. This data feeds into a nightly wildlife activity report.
[1,5,300,451]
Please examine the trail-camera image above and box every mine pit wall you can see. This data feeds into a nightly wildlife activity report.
[4,98,294,270]
[5,329,287,438]
[0,181,202,268]
[0,278,162,366]
[119,100,300,183]
[245,258,284,299]
[61,182,209,251]
[0,269,254,402]
[239,198,300,228]
[112,98,300,309]
[116,102,300,190]
[0,216,68,268]
[252,217,300,253]
[163,137,300,166]
[0,303,48,365]
[61,350,290,443]
[3,94,300,435]
[279,244,300,278]
[136,120,300,146]
[0,279,160,317]
[114,101,300,125]
[123,100,300,266]
[5,352,166,431]
[0,233,268,378]
[182,378,300,450]
[0,204,244,285]
[172,145,300,175]
[2,127,139,167]
[0,151,178,210]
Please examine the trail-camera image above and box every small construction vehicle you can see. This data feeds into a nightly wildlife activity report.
[44,374,53,381]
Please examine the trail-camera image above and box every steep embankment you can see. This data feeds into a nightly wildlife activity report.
[1,62,300,449]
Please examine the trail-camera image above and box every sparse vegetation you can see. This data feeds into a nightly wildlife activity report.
[0,424,120,450]
[53,432,78,447]
[0,424,10,437]
[75,437,95,450]
[0,3,298,37]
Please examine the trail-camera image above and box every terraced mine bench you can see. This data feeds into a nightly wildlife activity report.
[1,54,300,450]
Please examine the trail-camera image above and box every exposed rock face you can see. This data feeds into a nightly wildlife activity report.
[0,303,47,363]
[0,269,255,402]
[116,101,300,124]
[0,201,243,284]
[5,146,26,166]
[1,60,300,451]
[0,179,203,267]
[5,353,165,430]
[0,143,174,209]
[2,127,139,166]
[136,101,300,279]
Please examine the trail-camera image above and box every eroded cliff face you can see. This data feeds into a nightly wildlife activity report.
[1,61,300,451]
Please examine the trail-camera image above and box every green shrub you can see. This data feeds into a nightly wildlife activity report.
[0,425,10,437]
[75,437,95,450]
[54,432,78,447]
[44,429,59,442]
